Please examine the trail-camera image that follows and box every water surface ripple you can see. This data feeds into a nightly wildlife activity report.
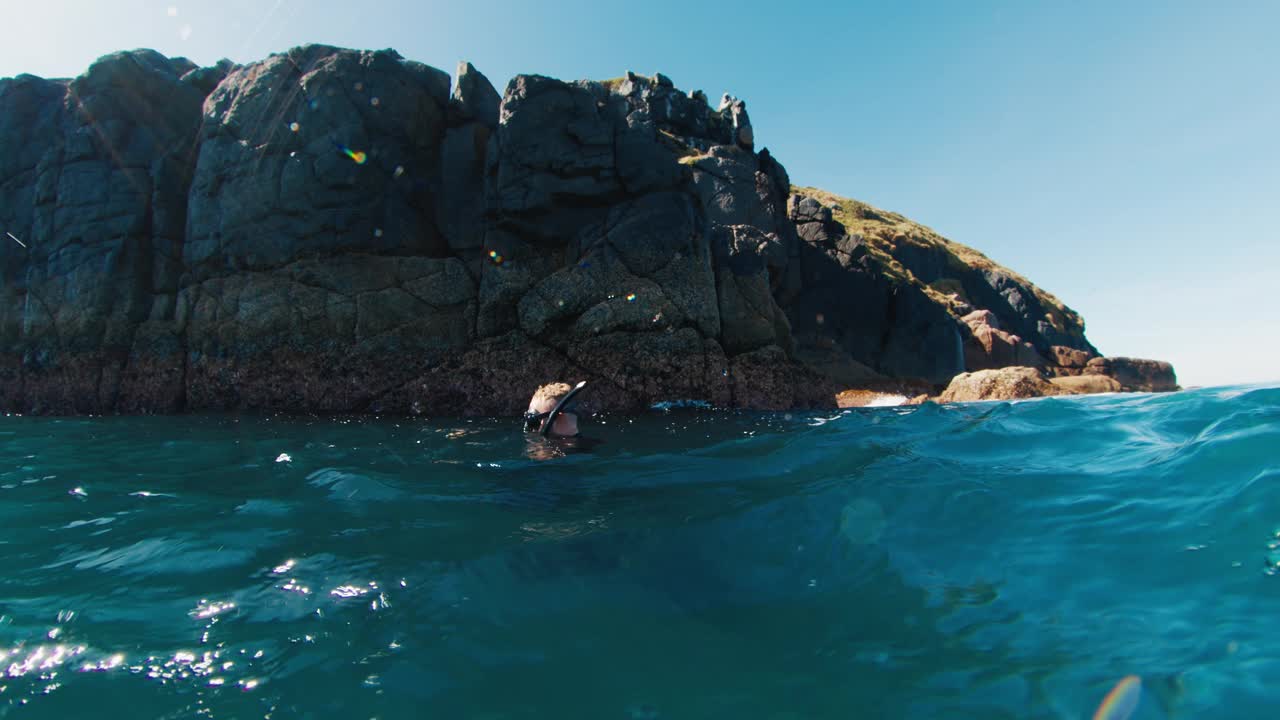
[1,385,1277,718]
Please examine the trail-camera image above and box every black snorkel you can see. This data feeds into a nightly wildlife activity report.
[525,380,587,436]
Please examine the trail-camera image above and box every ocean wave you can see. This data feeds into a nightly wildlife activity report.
[0,385,1276,717]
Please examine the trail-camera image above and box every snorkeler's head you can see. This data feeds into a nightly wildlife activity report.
[524,381,585,437]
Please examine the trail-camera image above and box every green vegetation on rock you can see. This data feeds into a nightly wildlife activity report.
[598,76,628,92]
[791,185,1086,341]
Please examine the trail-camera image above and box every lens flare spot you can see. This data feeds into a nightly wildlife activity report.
[370,97,381,107]
[1092,675,1142,720]
[626,293,636,302]
[487,250,504,265]
[393,165,405,178]
[289,122,300,133]
[373,228,383,238]
[354,82,364,92]
[335,143,368,165]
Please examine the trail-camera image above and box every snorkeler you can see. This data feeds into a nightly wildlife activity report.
[523,380,587,437]
[522,380,606,460]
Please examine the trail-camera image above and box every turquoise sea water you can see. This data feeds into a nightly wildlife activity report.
[1,385,1278,719]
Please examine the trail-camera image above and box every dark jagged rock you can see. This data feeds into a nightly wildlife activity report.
[785,186,1114,390]
[181,58,235,96]
[185,45,453,275]
[1,50,206,413]
[0,45,1173,414]
[177,46,473,411]
[451,61,500,127]
[783,195,966,385]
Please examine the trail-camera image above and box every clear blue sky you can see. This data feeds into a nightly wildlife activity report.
[4,0,1277,387]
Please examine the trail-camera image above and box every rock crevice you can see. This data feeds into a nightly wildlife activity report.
[0,46,1174,414]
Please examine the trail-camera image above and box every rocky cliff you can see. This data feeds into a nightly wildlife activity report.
[0,46,1173,415]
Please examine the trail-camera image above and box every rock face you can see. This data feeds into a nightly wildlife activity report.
[1049,374,1121,395]
[1083,357,1179,393]
[784,186,1104,384]
[179,46,472,411]
[783,194,964,385]
[1047,345,1094,376]
[0,51,206,412]
[960,309,1042,371]
[0,46,1175,414]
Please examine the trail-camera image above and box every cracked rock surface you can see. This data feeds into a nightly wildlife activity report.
[0,46,1168,414]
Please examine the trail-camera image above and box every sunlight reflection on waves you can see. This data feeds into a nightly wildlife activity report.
[0,387,1274,717]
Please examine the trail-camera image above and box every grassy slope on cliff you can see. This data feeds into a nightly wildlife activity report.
[791,185,1087,343]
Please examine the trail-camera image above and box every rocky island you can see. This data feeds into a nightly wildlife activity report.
[0,46,1176,415]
